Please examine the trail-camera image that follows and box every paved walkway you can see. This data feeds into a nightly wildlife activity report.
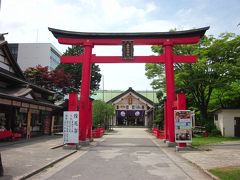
[30,128,210,180]
[0,129,239,179]
[0,136,76,180]
[181,141,240,170]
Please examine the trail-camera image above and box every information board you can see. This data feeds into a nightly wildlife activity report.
[174,110,192,143]
[63,111,79,144]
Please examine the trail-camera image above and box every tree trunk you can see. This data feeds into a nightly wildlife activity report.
[199,105,208,124]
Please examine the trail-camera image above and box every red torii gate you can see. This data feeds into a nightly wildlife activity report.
[49,27,209,144]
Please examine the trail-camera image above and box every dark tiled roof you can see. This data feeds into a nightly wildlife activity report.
[0,40,25,79]
[49,27,209,40]
[0,92,61,109]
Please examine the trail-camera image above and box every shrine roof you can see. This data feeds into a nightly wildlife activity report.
[107,87,155,106]
[49,27,209,39]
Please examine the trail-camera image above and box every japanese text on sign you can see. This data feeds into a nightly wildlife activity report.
[122,40,134,60]
[63,111,79,144]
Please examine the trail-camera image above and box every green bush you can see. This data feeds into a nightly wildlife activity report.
[209,128,222,136]
[204,120,222,136]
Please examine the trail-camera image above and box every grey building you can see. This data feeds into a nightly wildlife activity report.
[8,43,61,71]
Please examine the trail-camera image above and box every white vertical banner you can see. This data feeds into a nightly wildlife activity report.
[174,110,192,143]
[63,111,79,144]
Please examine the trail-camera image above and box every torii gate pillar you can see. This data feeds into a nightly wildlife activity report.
[79,43,93,141]
[164,41,175,143]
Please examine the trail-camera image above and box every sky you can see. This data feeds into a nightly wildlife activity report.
[0,0,239,91]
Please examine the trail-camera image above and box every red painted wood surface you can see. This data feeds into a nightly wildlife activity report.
[164,43,176,143]
[164,100,168,139]
[177,92,186,110]
[58,36,201,46]
[87,99,93,139]
[61,55,196,64]
[68,92,78,111]
[79,44,93,141]
[176,92,187,147]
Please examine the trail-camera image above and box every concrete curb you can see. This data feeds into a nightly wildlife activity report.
[19,150,77,180]
[181,157,219,180]
[184,145,219,179]
[51,144,64,149]
[204,170,220,180]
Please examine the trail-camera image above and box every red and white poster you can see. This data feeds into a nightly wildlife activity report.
[174,110,192,143]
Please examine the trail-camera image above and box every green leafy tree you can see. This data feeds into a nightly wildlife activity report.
[57,45,102,94]
[208,34,240,109]
[146,33,240,125]
[150,90,164,128]
[92,100,115,129]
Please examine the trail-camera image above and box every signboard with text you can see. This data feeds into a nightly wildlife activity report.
[122,40,134,60]
[174,110,192,143]
[63,111,79,144]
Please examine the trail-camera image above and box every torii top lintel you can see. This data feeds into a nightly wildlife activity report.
[48,27,209,46]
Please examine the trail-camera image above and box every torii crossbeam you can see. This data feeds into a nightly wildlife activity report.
[49,27,209,144]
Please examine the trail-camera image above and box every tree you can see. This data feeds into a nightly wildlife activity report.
[51,67,73,94]
[208,34,240,110]
[92,100,115,129]
[24,65,73,94]
[153,90,165,129]
[57,45,102,94]
[24,65,52,89]
[145,33,240,124]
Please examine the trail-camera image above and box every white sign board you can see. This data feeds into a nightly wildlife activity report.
[63,111,79,144]
[174,110,192,143]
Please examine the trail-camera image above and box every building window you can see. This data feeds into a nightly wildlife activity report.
[214,114,218,121]
[126,105,129,109]
[132,105,135,109]
[116,105,119,109]
[142,105,145,109]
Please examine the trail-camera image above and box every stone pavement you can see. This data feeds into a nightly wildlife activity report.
[30,128,210,180]
[0,136,76,180]
[154,138,240,180]
[0,130,239,180]
[181,141,240,170]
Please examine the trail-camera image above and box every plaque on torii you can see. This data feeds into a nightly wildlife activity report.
[49,27,209,144]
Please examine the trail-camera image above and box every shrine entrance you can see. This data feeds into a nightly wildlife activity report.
[116,110,145,126]
[49,27,209,145]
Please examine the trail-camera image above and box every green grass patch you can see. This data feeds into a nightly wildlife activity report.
[209,167,240,180]
[192,136,240,146]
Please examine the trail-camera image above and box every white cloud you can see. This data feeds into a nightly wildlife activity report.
[127,20,176,32]
[1,0,239,90]
[146,3,156,13]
